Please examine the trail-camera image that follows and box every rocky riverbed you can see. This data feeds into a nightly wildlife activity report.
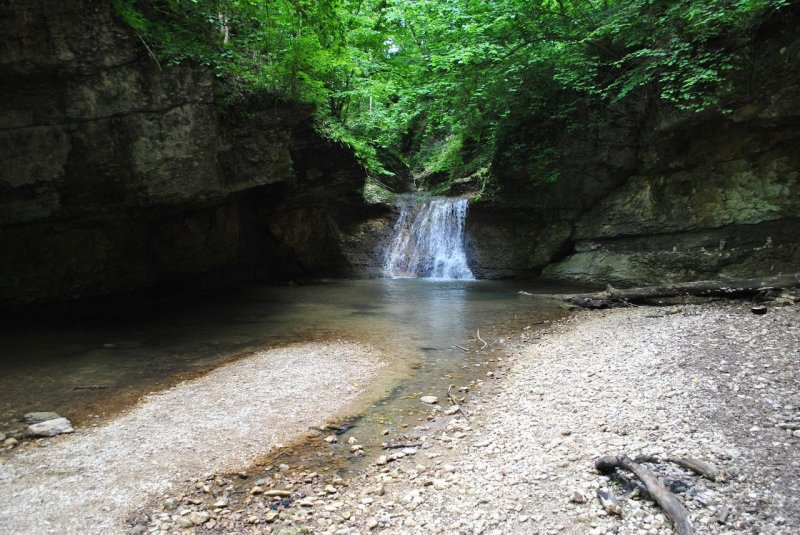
[127,300,799,535]
[0,341,386,535]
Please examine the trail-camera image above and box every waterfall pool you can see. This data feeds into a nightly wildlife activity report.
[0,279,590,470]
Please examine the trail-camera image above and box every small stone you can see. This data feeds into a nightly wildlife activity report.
[0,433,5,442]
[347,436,358,444]
[366,517,379,529]
[793,430,800,438]
[351,444,364,452]
[213,497,229,507]
[376,455,388,465]
[325,485,337,494]
[560,429,572,436]
[175,516,194,529]
[570,492,587,504]
[3,437,18,447]
[420,396,439,404]
[715,506,730,525]
[264,489,292,497]
[264,510,279,523]
[27,417,73,437]
[444,406,460,416]
[433,479,448,490]
[245,515,260,525]
[188,511,209,525]
[249,486,265,495]
[381,429,389,435]
[162,498,177,511]
[325,435,338,444]
[597,488,622,515]
[23,412,62,424]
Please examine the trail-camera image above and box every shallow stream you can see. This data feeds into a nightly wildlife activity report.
[0,279,587,472]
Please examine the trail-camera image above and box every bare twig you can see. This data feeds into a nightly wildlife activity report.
[453,344,469,352]
[476,330,487,350]
[136,32,163,72]
[382,442,423,450]
[447,385,469,422]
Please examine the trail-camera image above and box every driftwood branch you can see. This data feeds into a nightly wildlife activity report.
[635,455,721,481]
[569,273,800,309]
[476,330,488,350]
[596,455,693,535]
[382,442,422,449]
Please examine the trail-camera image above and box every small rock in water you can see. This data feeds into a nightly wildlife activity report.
[27,417,73,437]
[23,412,62,424]
[324,435,338,444]
[376,455,388,466]
[444,406,460,416]
[420,396,439,404]
[347,436,358,444]
[0,433,5,442]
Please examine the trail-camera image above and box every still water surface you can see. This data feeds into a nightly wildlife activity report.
[0,279,584,459]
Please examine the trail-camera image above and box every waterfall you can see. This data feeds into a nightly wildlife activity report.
[383,196,475,280]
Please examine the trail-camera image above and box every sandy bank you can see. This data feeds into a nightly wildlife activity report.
[0,341,385,534]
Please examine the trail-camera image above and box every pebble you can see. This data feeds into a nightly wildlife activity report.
[188,511,209,525]
[175,516,193,529]
[23,412,62,424]
[27,417,73,437]
[420,396,439,404]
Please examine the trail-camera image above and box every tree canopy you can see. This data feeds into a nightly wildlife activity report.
[114,0,792,185]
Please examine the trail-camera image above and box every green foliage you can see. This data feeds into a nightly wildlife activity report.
[113,0,791,187]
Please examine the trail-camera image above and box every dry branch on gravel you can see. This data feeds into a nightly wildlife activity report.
[568,273,800,309]
[595,455,694,535]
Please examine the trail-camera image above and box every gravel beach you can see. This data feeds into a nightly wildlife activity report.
[129,301,799,535]
[3,302,798,535]
[0,341,385,535]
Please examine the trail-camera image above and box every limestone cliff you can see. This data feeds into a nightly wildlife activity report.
[0,0,379,308]
[467,10,800,286]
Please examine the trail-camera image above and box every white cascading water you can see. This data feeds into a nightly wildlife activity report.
[383,195,475,280]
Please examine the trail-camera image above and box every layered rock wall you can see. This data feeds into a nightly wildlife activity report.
[468,12,800,285]
[0,0,376,308]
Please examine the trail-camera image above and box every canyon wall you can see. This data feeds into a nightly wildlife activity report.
[467,12,800,285]
[0,0,386,308]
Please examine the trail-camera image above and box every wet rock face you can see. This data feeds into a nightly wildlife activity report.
[0,0,372,308]
[471,18,800,285]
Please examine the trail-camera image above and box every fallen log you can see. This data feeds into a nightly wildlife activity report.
[595,455,693,535]
[568,273,800,309]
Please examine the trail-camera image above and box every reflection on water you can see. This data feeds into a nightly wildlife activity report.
[0,279,584,442]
